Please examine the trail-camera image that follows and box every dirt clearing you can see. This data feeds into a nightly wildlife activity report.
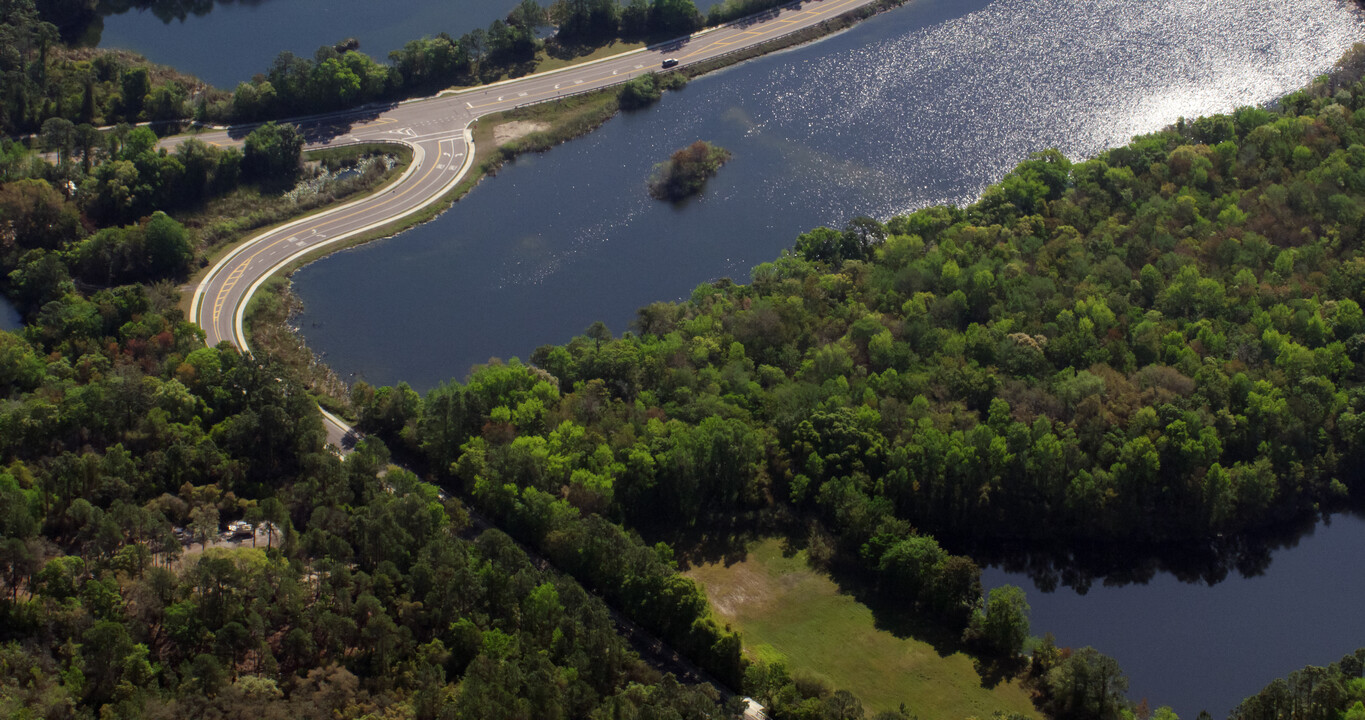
[494,121,550,144]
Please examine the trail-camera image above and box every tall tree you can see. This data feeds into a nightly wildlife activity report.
[242,121,304,185]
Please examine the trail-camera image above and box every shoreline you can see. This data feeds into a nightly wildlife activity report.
[232,0,913,417]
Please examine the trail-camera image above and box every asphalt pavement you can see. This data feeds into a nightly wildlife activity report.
[184,0,881,447]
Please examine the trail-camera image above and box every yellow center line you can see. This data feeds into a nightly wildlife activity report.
[207,0,872,334]
[683,0,867,58]
[474,0,870,108]
[469,96,515,110]
[211,257,250,332]
[208,137,454,330]
[475,66,660,109]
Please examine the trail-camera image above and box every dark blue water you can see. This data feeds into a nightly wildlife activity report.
[96,0,728,88]
[982,513,1365,720]
[284,0,1365,715]
[96,0,524,88]
[292,0,1365,391]
[0,296,20,332]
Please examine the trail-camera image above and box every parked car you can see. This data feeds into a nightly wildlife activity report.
[662,58,679,68]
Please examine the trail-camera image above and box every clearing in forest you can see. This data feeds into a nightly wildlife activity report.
[685,538,1039,720]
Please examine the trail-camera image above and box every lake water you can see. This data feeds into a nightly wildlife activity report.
[95,0,726,88]
[291,0,1365,392]
[982,512,1365,720]
[283,0,1365,714]
[95,0,525,88]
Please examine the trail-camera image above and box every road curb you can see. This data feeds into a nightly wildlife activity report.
[214,132,473,446]
[195,0,880,341]
[435,47,651,99]
[430,21,745,101]
[196,0,880,346]
[318,405,355,437]
[230,130,476,357]
[189,139,423,332]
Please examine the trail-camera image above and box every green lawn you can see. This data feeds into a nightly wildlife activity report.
[686,538,1039,720]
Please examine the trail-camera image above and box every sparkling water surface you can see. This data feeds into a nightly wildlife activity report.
[293,0,1365,390]
[289,1,1365,715]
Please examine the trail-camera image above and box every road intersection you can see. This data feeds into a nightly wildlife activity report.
[184,0,881,445]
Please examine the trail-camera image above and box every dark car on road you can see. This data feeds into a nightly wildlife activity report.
[662,58,679,68]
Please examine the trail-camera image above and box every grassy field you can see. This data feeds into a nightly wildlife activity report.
[685,539,1039,720]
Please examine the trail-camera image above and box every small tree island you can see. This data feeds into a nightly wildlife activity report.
[647,140,732,201]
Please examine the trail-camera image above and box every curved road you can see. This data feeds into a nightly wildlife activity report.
[186,0,880,444]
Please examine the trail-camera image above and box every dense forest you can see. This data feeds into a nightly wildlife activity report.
[1231,648,1365,720]
[0,145,745,720]
[4,0,1365,713]
[345,43,1365,717]
[363,42,1365,543]
[1,115,317,312]
[1,0,227,134]
[0,33,750,715]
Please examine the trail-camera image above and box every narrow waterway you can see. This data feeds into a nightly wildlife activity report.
[982,512,1365,720]
[292,0,1365,392]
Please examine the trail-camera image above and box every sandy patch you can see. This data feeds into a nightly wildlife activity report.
[494,120,550,144]
[687,558,778,618]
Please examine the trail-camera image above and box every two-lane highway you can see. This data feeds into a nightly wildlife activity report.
[185,0,882,445]
[192,132,469,347]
